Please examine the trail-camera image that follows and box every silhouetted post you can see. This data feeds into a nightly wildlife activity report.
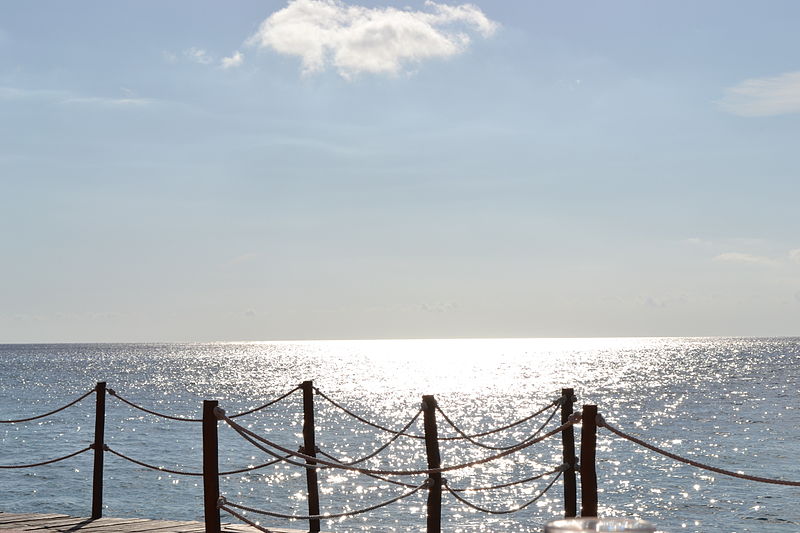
[202,400,221,533]
[560,388,577,518]
[301,381,321,533]
[580,404,598,517]
[91,381,106,519]
[422,395,442,533]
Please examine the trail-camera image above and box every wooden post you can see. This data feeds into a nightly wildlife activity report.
[301,381,321,533]
[580,404,598,517]
[202,400,221,533]
[421,395,442,533]
[91,382,106,519]
[560,388,577,518]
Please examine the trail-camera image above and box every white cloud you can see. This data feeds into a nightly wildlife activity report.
[789,249,800,264]
[221,50,245,69]
[719,71,800,117]
[713,252,780,267]
[185,47,213,65]
[63,96,153,106]
[247,0,498,79]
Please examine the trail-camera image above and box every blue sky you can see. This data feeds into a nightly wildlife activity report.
[1,1,799,342]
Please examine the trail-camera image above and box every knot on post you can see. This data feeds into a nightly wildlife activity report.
[213,407,226,420]
[107,388,116,396]
[595,413,606,428]
[568,412,582,424]
[216,496,227,509]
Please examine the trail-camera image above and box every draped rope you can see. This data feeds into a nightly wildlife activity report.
[0,445,92,469]
[219,504,277,533]
[598,414,800,487]
[108,385,300,423]
[314,386,561,441]
[228,385,301,419]
[219,480,428,520]
[318,409,422,466]
[449,464,565,493]
[219,408,580,477]
[316,449,422,488]
[0,389,95,424]
[444,469,563,515]
[105,445,289,476]
[435,401,561,451]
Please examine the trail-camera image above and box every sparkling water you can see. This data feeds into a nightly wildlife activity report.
[1,338,798,532]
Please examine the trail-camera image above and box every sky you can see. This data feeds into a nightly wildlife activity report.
[1,0,799,342]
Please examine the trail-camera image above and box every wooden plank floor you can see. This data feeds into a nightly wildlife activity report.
[0,512,319,533]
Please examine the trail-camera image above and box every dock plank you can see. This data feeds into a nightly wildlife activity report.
[0,513,326,533]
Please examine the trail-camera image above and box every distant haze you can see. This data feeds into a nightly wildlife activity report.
[1,1,798,342]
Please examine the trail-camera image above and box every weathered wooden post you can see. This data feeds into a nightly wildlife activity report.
[560,388,577,518]
[301,380,321,533]
[202,400,221,533]
[91,381,106,519]
[580,404,598,517]
[421,395,442,533]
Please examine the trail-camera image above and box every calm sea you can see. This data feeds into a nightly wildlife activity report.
[1,338,798,532]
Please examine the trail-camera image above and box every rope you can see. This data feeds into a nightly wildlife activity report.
[444,469,563,515]
[435,401,561,451]
[316,449,422,488]
[229,386,301,419]
[0,389,95,424]
[108,389,202,422]
[0,445,92,469]
[599,414,800,487]
[449,464,565,492]
[220,409,580,477]
[108,385,300,423]
[105,445,289,476]
[219,504,277,533]
[219,480,428,520]
[313,387,426,438]
[319,409,422,466]
[314,387,561,441]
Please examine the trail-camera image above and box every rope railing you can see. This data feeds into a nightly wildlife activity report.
[0,388,95,424]
[444,468,564,515]
[229,385,302,419]
[316,448,423,488]
[219,479,429,521]
[318,409,423,467]
[0,445,92,469]
[218,408,580,477]
[314,386,562,441]
[108,385,300,423]
[598,414,800,487]
[449,464,566,493]
[218,503,277,533]
[435,400,561,451]
[105,444,290,476]
[313,387,426,437]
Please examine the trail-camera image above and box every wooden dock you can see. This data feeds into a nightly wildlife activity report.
[0,512,314,533]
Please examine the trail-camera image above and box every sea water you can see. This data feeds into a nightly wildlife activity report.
[1,338,798,532]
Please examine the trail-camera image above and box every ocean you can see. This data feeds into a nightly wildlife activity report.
[1,338,798,532]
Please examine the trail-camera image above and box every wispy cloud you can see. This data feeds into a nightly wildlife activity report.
[247,0,498,79]
[1,86,155,107]
[185,47,213,65]
[221,50,245,69]
[713,252,781,267]
[719,71,800,117]
[789,249,800,265]
[64,96,154,106]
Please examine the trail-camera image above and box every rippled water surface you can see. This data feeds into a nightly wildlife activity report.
[1,338,798,532]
